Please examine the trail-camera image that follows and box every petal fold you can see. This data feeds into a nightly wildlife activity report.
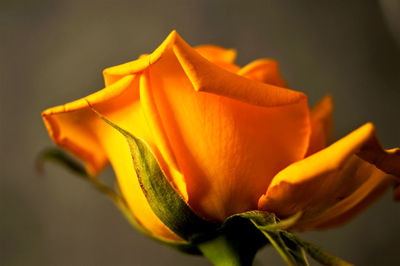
[103,30,178,86]
[172,33,307,108]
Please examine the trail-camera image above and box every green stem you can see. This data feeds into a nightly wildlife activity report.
[198,233,256,266]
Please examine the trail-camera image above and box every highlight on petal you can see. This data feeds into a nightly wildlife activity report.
[306,95,334,156]
[139,30,311,221]
[258,123,398,223]
[238,59,287,87]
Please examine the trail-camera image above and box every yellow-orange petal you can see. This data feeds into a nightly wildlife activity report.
[42,75,136,175]
[294,158,394,230]
[103,57,150,87]
[172,33,307,108]
[194,45,237,64]
[139,70,188,201]
[306,95,334,156]
[357,139,400,177]
[258,123,396,220]
[42,74,181,241]
[140,31,311,221]
[194,45,240,73]
[238,59,287,87]
[102,31,178,87]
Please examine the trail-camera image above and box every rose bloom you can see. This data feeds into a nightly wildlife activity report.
[42,31,400,241]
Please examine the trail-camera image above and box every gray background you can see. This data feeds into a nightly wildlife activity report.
[1,0,400,265]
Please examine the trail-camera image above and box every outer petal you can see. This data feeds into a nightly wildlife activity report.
[258,123,400,224]
[306,95,334,156]
[141,31,311,221]
[194,45,237,64]
[102,58,149,87]
[295,157,394,230]
[42,75,137,175]
[357,139,400,177]
[42,75,181,241]
[238,59,287,87]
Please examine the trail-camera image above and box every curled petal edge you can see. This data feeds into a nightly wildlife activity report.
[258,123,400,220]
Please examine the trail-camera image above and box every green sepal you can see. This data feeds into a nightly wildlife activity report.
[222,211,306,265]
[260,230,309,266]
[195,211,308,265]
[256,211,303,231]
[93,109,218,241]
[281,231,353,266]
[242,211,353,266]
[226,210,276,226]
[36,147,200,254]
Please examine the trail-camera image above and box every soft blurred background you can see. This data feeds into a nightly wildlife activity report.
[1,0,400,265]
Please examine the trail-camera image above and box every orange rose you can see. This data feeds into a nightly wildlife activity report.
[42,30,400,241]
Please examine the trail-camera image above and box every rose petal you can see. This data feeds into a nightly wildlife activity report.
[139,70,188,201]
[306,95,334,156]
[102,31,178,87]
[238,59,287,87]
[42,74,181,241]
[357,140,400,177]
[194,45,237,64]
[42,75,136,175]
[194,45,240,73]
[294,158,394,230]
[141,31,311,221]
[102,57,149,87]
[258,123,399,221]
[172,33,307,108]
